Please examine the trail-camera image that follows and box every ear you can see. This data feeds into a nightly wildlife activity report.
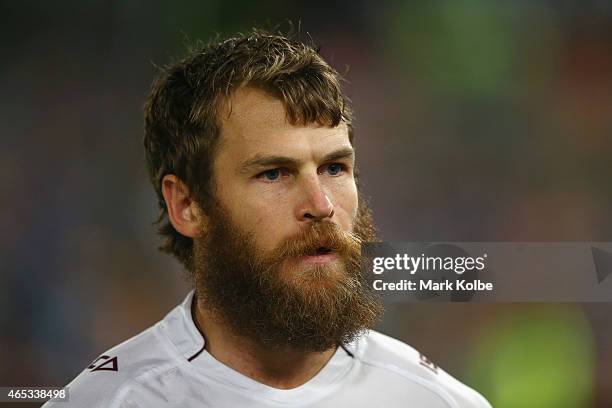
[161,174,206,238]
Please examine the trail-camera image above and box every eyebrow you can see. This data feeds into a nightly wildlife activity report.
[239,147,355,174]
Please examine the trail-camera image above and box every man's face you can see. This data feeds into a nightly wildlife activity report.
[213,88,358,270]
[193,87,381,351]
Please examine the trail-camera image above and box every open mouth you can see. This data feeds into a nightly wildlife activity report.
[296,245,338,265]
[294,237,340,263]
[314,246,333,255]
[302,245,337,258]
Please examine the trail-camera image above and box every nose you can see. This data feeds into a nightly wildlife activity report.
[295,176,335,222]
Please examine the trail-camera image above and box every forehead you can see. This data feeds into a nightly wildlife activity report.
[217,87,351,161]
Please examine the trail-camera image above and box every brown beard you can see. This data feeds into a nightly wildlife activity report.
[192,197,383,352]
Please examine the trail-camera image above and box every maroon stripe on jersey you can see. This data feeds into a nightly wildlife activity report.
[341,345,354,358]
[188,344,206,362]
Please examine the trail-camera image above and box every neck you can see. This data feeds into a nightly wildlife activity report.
[192,295,336,389]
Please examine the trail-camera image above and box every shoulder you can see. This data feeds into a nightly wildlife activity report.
[351,330,492,408]
[43,322,180,408]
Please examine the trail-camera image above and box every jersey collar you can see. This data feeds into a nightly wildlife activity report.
[160,290,359,404]
[160,290,205,361]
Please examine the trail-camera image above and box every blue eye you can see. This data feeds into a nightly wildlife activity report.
[260,169,281,181]
[326,163,344,176]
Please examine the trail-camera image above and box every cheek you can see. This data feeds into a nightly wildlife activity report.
[222,186,290,249]
[332,182,359,231]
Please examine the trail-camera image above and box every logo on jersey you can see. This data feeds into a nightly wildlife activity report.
[419,353,438,374]
[87,355,119,372]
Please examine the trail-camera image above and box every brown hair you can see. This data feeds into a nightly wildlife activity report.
[143,29,355,272]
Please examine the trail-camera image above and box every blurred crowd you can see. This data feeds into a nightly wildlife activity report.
[1,1,611,407]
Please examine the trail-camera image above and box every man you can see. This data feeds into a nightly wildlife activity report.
[45,30,491,407]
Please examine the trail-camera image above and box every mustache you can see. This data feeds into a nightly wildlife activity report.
[272,221,363,259]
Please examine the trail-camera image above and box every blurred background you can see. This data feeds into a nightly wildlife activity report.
[1,1,611,407]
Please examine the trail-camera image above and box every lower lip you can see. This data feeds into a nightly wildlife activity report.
[298,253,337,264]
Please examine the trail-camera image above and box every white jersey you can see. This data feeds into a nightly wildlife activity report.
[44,291,491,408]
